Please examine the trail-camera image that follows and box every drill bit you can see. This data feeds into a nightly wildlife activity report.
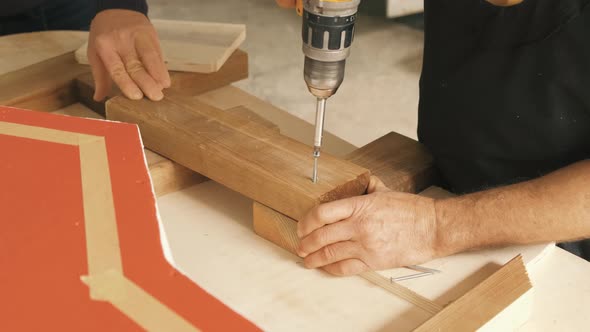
[312,97,326,183]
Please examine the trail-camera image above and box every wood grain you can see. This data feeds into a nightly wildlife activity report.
[106,92,371,221]
[76,20,246,73]
[0,52,90,112]
[75,50,249,116]
[345,132,436,193]
[414,255,532,332]
[194,85,357,158]
[0,31,87,75]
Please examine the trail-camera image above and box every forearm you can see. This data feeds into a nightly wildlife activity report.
[435,160,590,255]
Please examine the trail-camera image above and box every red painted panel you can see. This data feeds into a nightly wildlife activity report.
[0,106,259,331]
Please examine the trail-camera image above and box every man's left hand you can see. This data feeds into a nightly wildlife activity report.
[297,176,444,276]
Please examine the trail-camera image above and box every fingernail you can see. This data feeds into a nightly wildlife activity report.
[297,248,307,258]
[131,91,143,100]
[152,90,164,101]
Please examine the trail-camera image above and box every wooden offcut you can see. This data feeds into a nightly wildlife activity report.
[76,20,246,73]
[106,93,371,221]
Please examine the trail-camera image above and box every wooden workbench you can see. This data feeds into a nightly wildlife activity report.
[2,31,589,331]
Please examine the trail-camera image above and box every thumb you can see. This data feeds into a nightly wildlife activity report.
[367,176,389,193]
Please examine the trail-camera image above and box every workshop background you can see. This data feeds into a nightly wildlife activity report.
[149,0,424,146]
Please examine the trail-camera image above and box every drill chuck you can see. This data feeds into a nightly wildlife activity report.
[304,58,345,99]
[301,0,360,98]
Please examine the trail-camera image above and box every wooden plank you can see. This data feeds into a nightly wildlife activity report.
[414,255,533,332]
[75,50,249,116]
[76,20,246,73]
[226,106,279,132]
[51,103,207,197]
[106,92,371,221]
[0,31,87,76]
[195,85,357,157]
[0,52,90,112]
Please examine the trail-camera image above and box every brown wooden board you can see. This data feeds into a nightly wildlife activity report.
[345,132,436,193]
[106,92,371,221]
[0,52,90,112]
[195,85,357,158]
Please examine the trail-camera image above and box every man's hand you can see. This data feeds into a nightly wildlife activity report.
[297,176,445,276]
[88,9,171,102]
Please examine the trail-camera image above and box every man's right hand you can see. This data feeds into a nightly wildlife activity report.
[275,0,296,8]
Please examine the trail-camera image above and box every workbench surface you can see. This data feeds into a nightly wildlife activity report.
[2,31,589,331]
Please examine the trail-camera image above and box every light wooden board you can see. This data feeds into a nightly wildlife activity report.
[75,20,246,73]
[156,181,552,332]
[107,93,371,221]
[0,31,87,76]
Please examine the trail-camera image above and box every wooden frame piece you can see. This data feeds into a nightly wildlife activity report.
[414,255,532,332]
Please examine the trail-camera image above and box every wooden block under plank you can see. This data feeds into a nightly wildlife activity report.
[345,132,436,193]
[52,103,206,197]
[106,92,370,221]
[0,52,90,112]
[75,49,249,116]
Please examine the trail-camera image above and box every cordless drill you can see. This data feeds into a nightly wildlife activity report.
[296,0,361,183]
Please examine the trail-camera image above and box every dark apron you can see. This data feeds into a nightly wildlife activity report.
[0,0,96,35]
[418,0,590,259]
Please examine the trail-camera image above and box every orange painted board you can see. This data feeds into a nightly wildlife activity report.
[0,106,258,331]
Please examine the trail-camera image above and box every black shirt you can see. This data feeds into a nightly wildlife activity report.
[418,0,590,257]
